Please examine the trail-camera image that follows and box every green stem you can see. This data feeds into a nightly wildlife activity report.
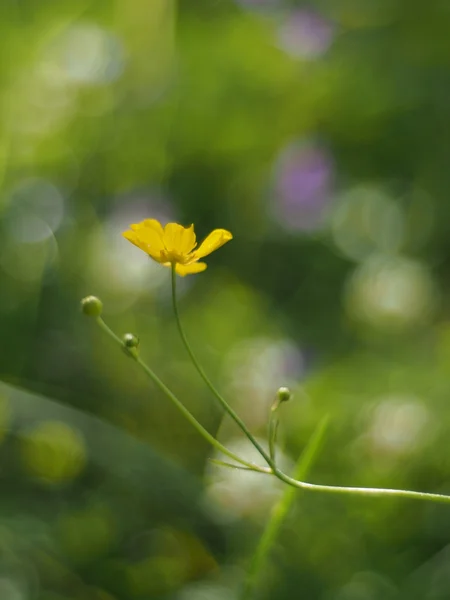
[95,316,450,507]
[240,415,330,600]
[95,317,264,472]
[268,410,279,463]
[209,459,268,472]
[276,473,450,504]
[170,264,275,469]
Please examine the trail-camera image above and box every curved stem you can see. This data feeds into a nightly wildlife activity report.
[95,317,265,472]
[170,264,275,469]
[276,472,450,504]
[94,316,450,506]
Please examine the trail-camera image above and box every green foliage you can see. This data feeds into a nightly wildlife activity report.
[1,0,450,598]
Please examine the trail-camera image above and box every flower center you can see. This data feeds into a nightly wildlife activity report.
[161,249,193,265]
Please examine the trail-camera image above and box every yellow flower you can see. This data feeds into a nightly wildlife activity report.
[122,219,233,276]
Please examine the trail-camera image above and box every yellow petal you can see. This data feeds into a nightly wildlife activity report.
[122,223,166,262]
[175,262,207,276]
[163,223,197,256]
[122,230,142,249]
[130,219,164,236]
[193,229,233,260]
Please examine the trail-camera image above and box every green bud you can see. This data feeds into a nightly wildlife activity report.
[276,387,292,403]
[80,296,103,317]
[122,333,139,349]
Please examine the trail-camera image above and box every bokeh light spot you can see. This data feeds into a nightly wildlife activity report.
[5,178,65,242]
[331,185,405,261]
[345,254,437,331]
[277,9,335,59]
[225,336,304,428]
[367,396,431,457]
[43,23,125,86]
[20,421,87,484]
[205,438,291,522]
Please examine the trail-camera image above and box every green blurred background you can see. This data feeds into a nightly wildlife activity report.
[1,0,450,598]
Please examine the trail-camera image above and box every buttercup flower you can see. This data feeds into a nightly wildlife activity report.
[122,219,233,276]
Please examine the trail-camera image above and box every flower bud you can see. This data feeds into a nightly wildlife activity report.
[80,296,103,317]
[276,387,292,403]
[122,333,139,349]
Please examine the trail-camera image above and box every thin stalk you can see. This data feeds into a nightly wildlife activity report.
[268,410,279,463]
[95,316,450,507]
[95,317,263,472]
[276,473,450,504]
[170,264,274,469]
[240,415,330,600]
[209,459,271,473]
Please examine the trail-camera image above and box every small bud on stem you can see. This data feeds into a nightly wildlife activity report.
[277,387,292,404]
[122,333,139,349]
[80,296,103,317]
[271,386,292,414]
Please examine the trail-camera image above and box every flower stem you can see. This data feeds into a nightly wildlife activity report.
[95,317,265,472]
[94,315,450,507]
[209,458,269,472]
[268,409,279,463]
[240,415,330,600]
[170,264,275,469]
[276,473,450,504]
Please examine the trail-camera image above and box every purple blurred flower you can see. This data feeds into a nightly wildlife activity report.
[273,141,334,232]
[278,9,335,59]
